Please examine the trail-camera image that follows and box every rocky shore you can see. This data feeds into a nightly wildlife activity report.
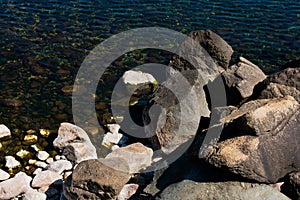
[0,30,299,199]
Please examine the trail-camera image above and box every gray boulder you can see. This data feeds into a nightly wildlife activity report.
[53,122,97,164]
[206,106,300,183]
[64,158,130,200]
[268,67,300,90]
[157,180,290,200]
[145,30,232,155]
[222,56,266,105]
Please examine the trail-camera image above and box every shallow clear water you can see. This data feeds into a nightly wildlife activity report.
[0,0,299,155]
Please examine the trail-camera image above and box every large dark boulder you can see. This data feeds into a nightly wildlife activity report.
[63,158,130,200]
[206,106,300,183]
[268,67,300,90]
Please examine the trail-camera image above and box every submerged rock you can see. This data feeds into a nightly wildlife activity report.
[157,180,290,200]
[0,124,11,141]
[53,122,97,164]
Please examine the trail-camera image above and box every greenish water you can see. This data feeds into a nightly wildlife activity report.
[0,0,299,169]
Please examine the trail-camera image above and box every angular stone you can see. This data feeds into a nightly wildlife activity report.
[53,122,97,164]
[5,156,21,169]
[47,160,73,174]
[32,170,62,188]
[268,67,300,90]
[117,184,139,200]
[206,107,300,183]
[0,124,11,141]
[36,151,50,161]
[281,171,300,200]
[122,70,156,85]
[22,189,47,200]
[0,169,10,181]
[0,172,32,199]
[105,143,153,173]
[258,82,300,103]
[157,180,290,200]
[64,158,130,200]
[222,56,266,104]
[222,96,298,136]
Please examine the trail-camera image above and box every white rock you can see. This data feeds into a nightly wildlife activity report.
[30,144,40,152]
[5,156,21,168]
[28,159,37,165]
[105,142,153,173]
[117,184,139,200]
[16,149,30,158]
[0,169,10,181]
[33,168,42,175]
[0,172,32,199]
[35,161,48,169]
[36,151,49,161]
[102,132,123,146]
[0,124,11,140]
[22,189,46,200]
[31,170,62,188]
[53,122,97,163]
[111,145,120,151]
[122,70,156,85]
[107,124,121,135]
[47,160,73,174]
[46,157,54,164]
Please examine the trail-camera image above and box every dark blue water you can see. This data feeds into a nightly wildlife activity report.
[0,0,299,132]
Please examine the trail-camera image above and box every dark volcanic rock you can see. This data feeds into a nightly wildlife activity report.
[222,56,266,105]
[268,67,300,91]
[281,171,300,200]
[156,180,290,200]
[206,106,300,183]
[63,158,130,200]
[145,30,231,154]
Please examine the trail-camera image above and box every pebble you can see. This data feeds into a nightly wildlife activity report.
[0,124,11,140]
[47,160,73,174]
[23,135,38,144]
[39,129,51,137]
[28,159,37,165]
[16,149,30,158]
[107,124,121,135]
[35,161,48,169]
[32,170,62,188]
[102,131,123,147]
[117,184,139,200]
[36,151,50,161]
[46,157,54,164]
[31,144,40,152]
[0,169,10,181]
[5,156,21,168]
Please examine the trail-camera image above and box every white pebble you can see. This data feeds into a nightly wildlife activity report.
[5,156,21,169]
[36,151,50,161]
[46,157,54,164]
[0,124,11,140]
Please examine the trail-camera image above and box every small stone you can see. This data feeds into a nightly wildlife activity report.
[117,184,139,200]
[0,124,11,141]
[23,135,38,145]
[102,131,123,147]
[47,160,73,174]
[22,189,47,200]
[107,124,121,135]
[39,129,50,137]
[122,70,156,85]
[28,159,37,165]
[36,151,50,161]
[26,129,36,135]
[16,149,30,158]
[0,172,32,199]
[35,161,48,169]
[46,157,54,164]
[0,169,10,181]
[31,144,40,152]
[32,170,62,188]
[5,156,21,169]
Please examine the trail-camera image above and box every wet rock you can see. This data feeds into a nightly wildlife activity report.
[105,143,153,173]
[22,189,47,200]
[0,172,32,199]
[117,184,139,200]
[31,170,62,188]
[23,135,38,145]
[258,82,300,103]
[222,56,266,105]
[5,156,21,169]
[47,160,73,174]
[222,96,298,136]
[64,158,130,200]
[122,70,156,85]
[0,124,11,140]
[268,67,300,90]
[37,151,50,161]
[0,169,10,181]
[157,180,290,200]
[53,122,97,164]
[16,149,31,158]
[281,171,300,200]
[206,106,300,183]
